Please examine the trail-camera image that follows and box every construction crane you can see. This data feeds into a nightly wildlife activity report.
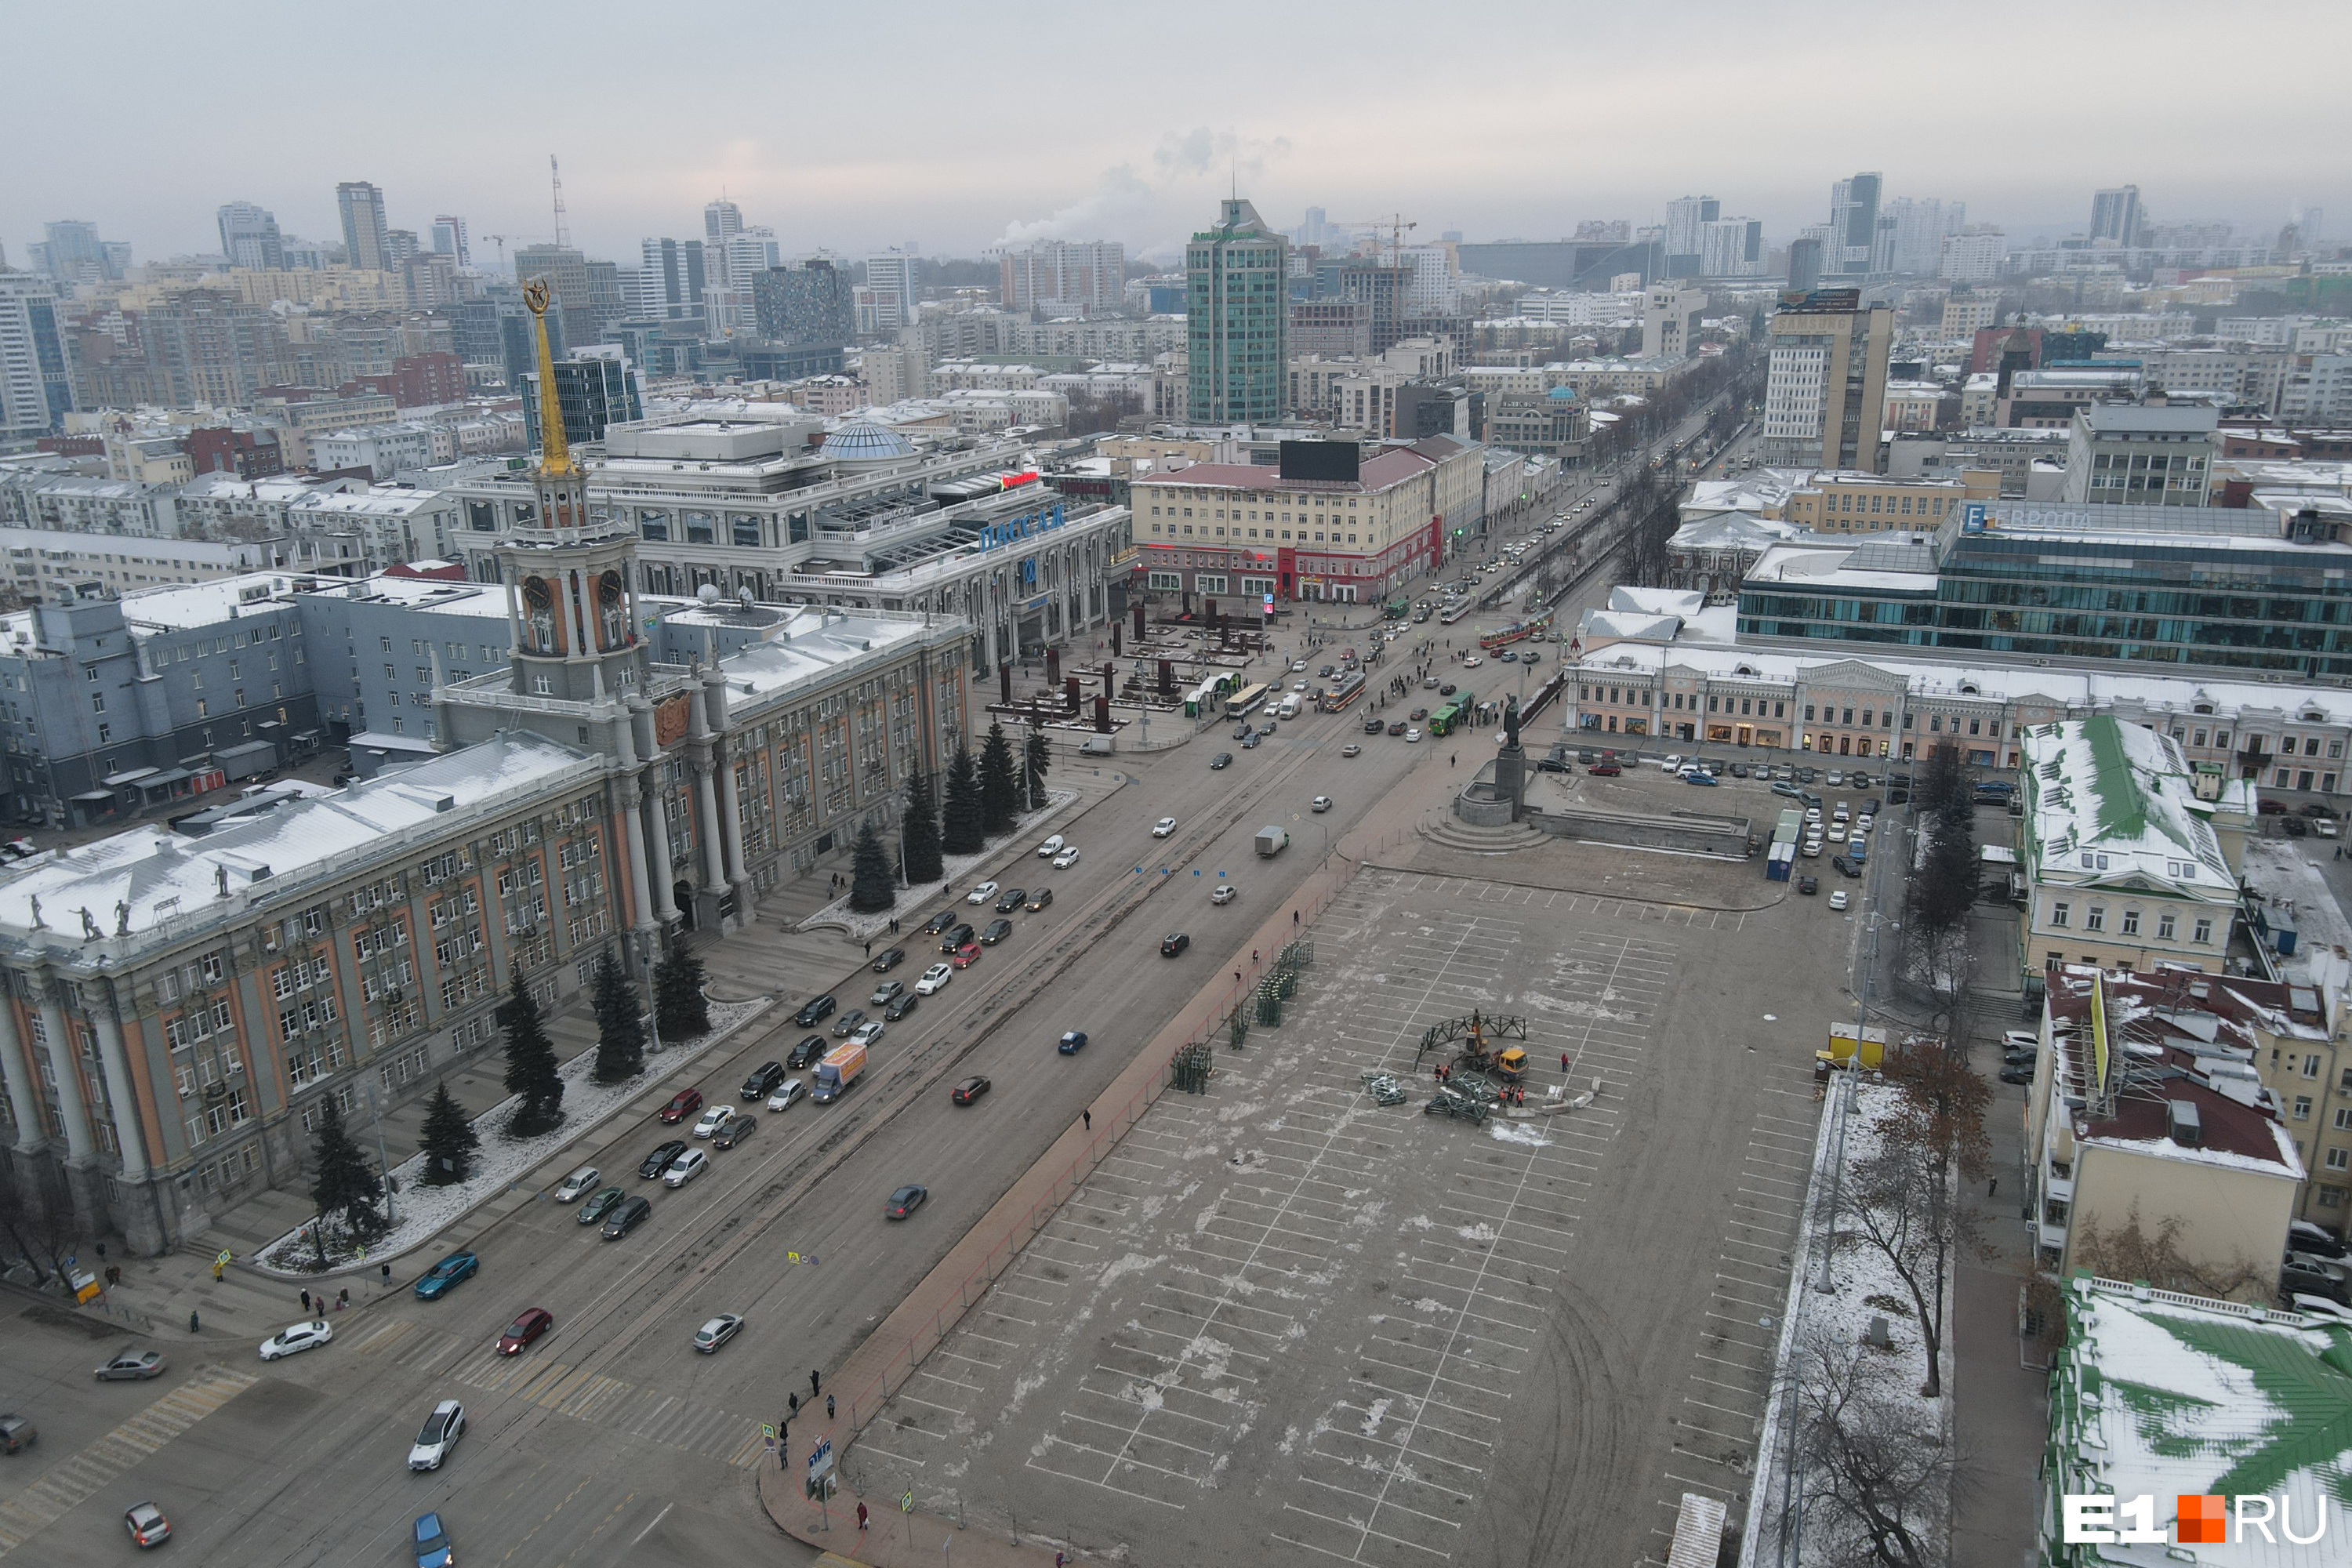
[1331,214,1419,269]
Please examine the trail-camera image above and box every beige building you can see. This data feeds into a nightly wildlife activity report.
[2023,967,2307,1296]
[1762,289,1893,471]
[1880,379,1943,434]
[1940,292,1998,339]
[1769,470,1994,532]
[2017,718,2249,982]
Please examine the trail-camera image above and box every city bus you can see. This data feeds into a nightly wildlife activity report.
[1224,682,1271,720]
[1428,689,1475,737]
[1320,670,1367,712]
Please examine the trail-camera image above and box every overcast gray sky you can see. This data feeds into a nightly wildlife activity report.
[12,0,2348,270]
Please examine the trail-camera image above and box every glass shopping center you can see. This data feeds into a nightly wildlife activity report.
[1736,500,2352,677]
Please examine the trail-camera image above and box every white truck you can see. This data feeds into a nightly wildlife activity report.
[1275,693,1303,720]
[1254,825,1289,858]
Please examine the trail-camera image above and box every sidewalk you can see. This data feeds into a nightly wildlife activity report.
[754,718,1469,1563]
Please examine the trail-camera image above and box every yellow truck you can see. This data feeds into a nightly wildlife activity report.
[1817,1023,1886,1078]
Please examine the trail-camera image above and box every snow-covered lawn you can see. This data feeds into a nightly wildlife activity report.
[798,789,1080,938]
[253,996,769,1276]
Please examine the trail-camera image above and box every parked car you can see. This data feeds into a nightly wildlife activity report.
[1828,890,1849,911]
[1832,856,1862,879]
[886,1184,929,1220]
[412,1252,478,1301]
[1588,763,1621,776]
[553,1165,601,1201]
[2290,1220,2350,1260]
[695,1314,745,1354]
[793,995,837,1027]
[2283,816,2309,837]
[637,1140,689,1178]
[787,1034,830,1069]
[259,1319,335,1362]
[2280,1261,2350,1305]
[1684,772,1719,787]
[496,1308,554,1356]
[1160,932,1191,957]
[1798,876,1818,895]
[1998,1065,2034,1086]
[872,946,906,972]
[713,1113,760,1149]
[952,1076,991,1106]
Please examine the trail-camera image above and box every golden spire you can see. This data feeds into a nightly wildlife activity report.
[521,278,574,477]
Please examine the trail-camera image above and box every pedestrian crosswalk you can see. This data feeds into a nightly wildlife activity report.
[0,1367,260,1554]
[355,1316,761,1468]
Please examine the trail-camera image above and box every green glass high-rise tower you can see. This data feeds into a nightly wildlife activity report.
[1186,198,1288,424]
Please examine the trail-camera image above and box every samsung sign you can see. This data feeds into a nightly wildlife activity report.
[975,503,1067,553]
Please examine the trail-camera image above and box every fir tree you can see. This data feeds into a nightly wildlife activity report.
[978,722,1020,835]
[1024,724,1051,811]
[941,744,985,856]
[416,1080,480,1186]
[307,1096,385,1260]
[849,822,895,913]
[901,768,943,885]
[497,972,566,1137]
[590,955,646,1084]
[654,946,711,1042]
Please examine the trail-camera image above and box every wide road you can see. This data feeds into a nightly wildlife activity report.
[6,402,1731,1568]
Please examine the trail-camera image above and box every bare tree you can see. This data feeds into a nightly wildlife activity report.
[1841,1047,1990,1398]
[1789,1326,1958,1568]
[2070,1203,2271,1303]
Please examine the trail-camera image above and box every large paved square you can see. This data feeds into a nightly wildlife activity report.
[845,850,1846,1566]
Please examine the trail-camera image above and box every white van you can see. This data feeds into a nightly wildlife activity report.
[1276,695,1303,720]
[1079,735,1114,757]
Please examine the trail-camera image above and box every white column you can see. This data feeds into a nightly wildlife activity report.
[91,1004,147,1182]
[718,750,751,889]
[37,988,93,1162]
[643,764,680,921]
[620,782,656,931]
[694,757,727,891]
[0,1000,46,1155]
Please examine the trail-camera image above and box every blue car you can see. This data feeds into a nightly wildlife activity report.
[414,1512,453,1568]
[1683,771,1719,786]
[413,1250,478,1301]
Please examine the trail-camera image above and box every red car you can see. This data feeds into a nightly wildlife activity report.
[1588,762,1621,776]
[658,1088,704,1124]
[951,941,982,969]
[497,1308,554,1356]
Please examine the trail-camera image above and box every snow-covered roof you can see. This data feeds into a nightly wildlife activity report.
[2047,1276,2352,1567]
[2020,717,2234,899]
[0,735,600,959]
[1607,586,1704,617]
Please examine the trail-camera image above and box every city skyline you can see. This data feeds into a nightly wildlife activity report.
[8,1,2347,269]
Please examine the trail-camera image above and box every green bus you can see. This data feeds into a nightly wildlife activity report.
[1385,597,1411,620]
[1428,689,1475,736]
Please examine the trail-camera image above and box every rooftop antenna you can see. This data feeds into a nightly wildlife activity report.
[550,154,570,249]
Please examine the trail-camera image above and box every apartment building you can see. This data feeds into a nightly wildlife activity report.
[1762,289,1893,470]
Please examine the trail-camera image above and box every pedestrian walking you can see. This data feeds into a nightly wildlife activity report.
[300,1288,312,1314]
[1988,1178,1998,1198]
[811,1368,822,1399]
[863,939,872,957]
[858,1502,869,1531]
[1561,1051,1570,1073]
[1083,1109,1091,1132]
[826,1395,836,1420]
[338,1287,349,1310]
[211,1258,225,1281]
[789,1392,800,1417]
[381,1262,391,1284]
[190,1311,200,1334]
[1293,909,1301,925]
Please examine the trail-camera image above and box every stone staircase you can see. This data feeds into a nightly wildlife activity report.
[1417,815,1552,855]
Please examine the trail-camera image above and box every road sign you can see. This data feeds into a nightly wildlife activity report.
[902,1488,914,1513]
[806,1436,834,1482]
[216,1249,233,1267]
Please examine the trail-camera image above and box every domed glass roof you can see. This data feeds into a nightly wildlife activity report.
[1545,385,1581,401]
[820,421,916,462]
